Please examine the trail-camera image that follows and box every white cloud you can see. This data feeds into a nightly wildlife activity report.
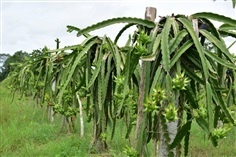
[1,0,236,55]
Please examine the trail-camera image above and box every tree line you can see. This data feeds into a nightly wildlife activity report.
[0,49,46,82]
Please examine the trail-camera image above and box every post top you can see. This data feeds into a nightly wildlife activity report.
[145,7,157,21]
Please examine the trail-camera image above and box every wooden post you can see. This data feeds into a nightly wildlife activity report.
[135,6,156,156]
[48,80,55,122]
[48,38,60,123]
[55,38,60,49]
[192,19,199,37]
[47,39,61,123]
[76,93,84,137]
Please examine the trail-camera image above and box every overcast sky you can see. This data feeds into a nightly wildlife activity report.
[1,0,236,56]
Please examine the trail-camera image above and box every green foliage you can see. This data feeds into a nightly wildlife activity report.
[211,126,232,140]
[169,121,191,149]
[191,12,236,26]
[172,72,190,90]
[164,103,178,122]
[7,11,236,157]
[123,145,138,157]
[161,17,172,72]
[114,23,136,44]
[76,17,156,37]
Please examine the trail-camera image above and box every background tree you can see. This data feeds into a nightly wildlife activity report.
[0,51,29,82]
[0,53,10,81]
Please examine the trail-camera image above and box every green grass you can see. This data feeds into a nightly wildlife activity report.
[188,121,236,157]
[0,79,235,157]
[0,79,90,157]
[0,79,127,157]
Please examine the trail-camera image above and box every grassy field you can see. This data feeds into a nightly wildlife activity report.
[0,79,235,157]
